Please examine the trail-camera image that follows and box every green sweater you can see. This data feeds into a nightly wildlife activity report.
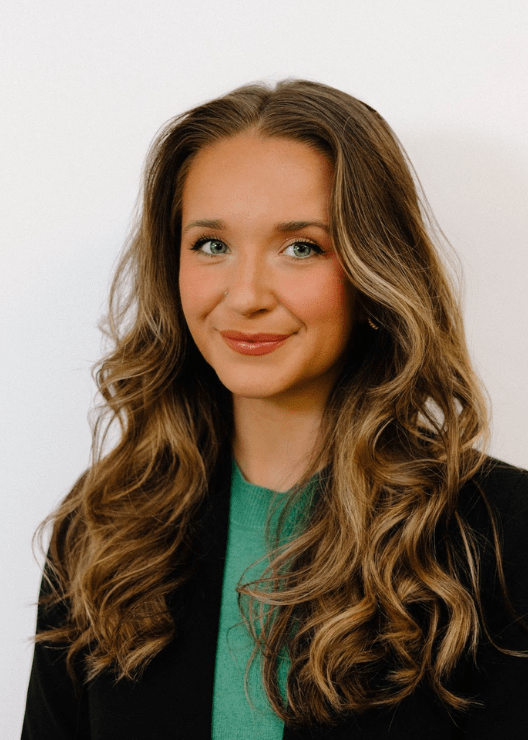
[211,459,319,739]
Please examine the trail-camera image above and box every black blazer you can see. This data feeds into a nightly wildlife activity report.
[22,455,528,739]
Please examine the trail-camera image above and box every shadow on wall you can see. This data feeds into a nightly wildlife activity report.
[401,130,528,316]
[401,130,528,468]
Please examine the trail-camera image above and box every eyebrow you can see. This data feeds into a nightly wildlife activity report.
[182,218,330,235]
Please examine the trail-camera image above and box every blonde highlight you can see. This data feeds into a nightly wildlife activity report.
[34,79,522,727]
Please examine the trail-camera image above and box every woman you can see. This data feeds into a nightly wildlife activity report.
[23,79,528,739]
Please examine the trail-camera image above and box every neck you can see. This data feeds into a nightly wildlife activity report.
[232,392,327,492]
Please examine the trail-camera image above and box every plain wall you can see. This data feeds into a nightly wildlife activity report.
[2,0,527,734]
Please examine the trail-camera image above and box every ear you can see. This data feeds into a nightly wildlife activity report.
[354,296,370,326]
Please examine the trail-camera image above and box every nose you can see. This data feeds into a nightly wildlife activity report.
[224,251,277,315]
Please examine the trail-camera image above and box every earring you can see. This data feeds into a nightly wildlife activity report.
[367,316,380,330]
[224,291,229,297]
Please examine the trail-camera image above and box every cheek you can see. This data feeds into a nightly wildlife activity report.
[286,267,354,334]
[179,259,216,322]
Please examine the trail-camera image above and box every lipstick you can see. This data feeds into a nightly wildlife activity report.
[219,330,291,356]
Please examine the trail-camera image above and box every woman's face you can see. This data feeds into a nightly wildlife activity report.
[179,130,356,404]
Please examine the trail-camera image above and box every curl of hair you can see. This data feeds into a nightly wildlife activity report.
[35,79,521,727]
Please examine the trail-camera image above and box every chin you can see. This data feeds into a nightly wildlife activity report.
[220,381,288,399]
[212,370,292,399]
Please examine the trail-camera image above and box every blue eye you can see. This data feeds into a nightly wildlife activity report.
[284,241,324,259]
[190,238,228,256]
[189,236,324,259]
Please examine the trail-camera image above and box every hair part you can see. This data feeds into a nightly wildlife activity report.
[35,78,522,727]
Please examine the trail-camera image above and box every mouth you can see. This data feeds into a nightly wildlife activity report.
[220,331,291,342]
[219,331,291,356]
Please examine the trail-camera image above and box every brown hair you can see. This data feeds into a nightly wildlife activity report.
[36,79,518,726]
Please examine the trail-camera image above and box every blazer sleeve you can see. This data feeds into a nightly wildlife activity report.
[21,569,90,740]
[457,466,528,738]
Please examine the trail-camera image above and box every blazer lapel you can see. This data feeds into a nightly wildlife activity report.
[87,450,233,740]
[169,449,233,737]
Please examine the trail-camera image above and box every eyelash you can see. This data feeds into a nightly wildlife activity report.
[189,234,325,259]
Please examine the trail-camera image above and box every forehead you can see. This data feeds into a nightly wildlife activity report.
[181,131,333,224]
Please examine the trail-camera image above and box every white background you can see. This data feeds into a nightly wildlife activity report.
[2,0,527,735]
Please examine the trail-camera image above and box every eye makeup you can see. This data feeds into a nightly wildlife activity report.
[188,234,326,259]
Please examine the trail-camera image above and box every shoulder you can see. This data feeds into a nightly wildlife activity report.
[452,460,528,737]
[458,456,528,619]
[458,455,528,532]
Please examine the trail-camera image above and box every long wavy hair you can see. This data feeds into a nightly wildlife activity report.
[36,79,517,726]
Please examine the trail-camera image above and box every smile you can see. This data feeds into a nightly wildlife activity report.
[220,333,291,356]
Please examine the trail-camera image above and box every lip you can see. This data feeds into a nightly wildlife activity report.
[220,331,292,342]
[219,330,292,356]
